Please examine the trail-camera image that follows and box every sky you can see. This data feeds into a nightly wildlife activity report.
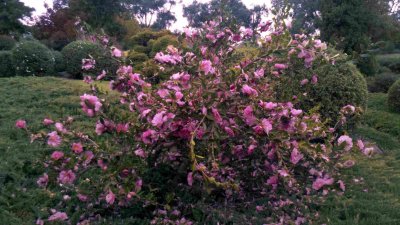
[20,0,272,30]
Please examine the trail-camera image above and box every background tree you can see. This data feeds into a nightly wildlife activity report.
[0,0,33,35]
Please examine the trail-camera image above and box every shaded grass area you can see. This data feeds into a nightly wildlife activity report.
[0,77,110,224]
[1,77,400,224]
[320,93,400,225]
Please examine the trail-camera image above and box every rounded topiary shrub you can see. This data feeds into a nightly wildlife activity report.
[52,50,66,72]
[11,41,55,76]
[368,73,400,93]
[61,41,118,78]
[276,61,368,127]
[149,35,179,57]
[0,51,15,77]
[0,35,17,50]
[388,80,400,113]
[357,54,379,76]
[127,50,148,67]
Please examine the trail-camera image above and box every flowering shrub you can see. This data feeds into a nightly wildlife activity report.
[18,19,370,224]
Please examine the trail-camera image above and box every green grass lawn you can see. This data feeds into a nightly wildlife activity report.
[1,77,400,224]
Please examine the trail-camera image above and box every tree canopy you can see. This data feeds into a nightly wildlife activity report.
[0,0,33,35]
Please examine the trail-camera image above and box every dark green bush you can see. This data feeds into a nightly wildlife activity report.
[149,35,179,57]
[276,61,368,127]
[368,73,400,93]
[388,80,400,113]
[52,51,66,72]
[356,54,379,76]
[0,35,17,50]
[0,51,15,77]
[376,54,400,68]
[127,51,148,67]
[11,41,55,76]
[389,61,400,73]
[61,41,118,79]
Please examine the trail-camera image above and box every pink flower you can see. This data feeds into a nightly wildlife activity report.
[300,79,309,86]
[338,180,346,191]
[80,94,102,117]
[96,70,107,80]
[51,151,64,160]
[274,63,288,70]
[291,109,303,116]
[37,173,48,188]
[55,122,67,133]
[106,190,115,205]
[71,142,83,154]
[15,120,27,129]
[83,76,93,84]
[43,118,54,126]
[141,129,158,144]
[48,211,68,221]
[200,60,214,75]
[112,47,122,58]
[95,121,107,135]
[47,131,62,147]
[254,68,264,78]
[267,175,278,189]
[77,193,88,202]
[58,170,76,185]
[82,58,95,70]
[357,140,365,150]
[211,107,223,124]
[243,106,256,126]
[338,135,353,151]
[311,75,318,84]
[290,148,304,165]
[134,148,147,158]
[261,119,273,134]
[224,126,235,137]
[187,172,193,186]
[312,177,334,190]
[151,111,175,128]
[116,123,129,133]
[242,85,258,97]
[157,89,170,99]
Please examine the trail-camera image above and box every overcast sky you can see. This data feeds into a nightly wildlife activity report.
[20,0,272,30]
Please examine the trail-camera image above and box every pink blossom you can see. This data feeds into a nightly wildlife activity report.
[80,94,102,117]
[83,76,93,84]
[55,122,67,133]
[48,212,68,221]
[47,131,62,147]
[77,193,88,202]
[15,120,27,129]
[36,219,44,225]
[134,148,147,158]
[357,140,365,150]
[261,119,273,134]
[111,47,122,58]
[267,175,278,189]
[312,177,334,190]
[157,89,170,98]
[243,106,256,126]
[338,135,353,151]
[72,142,83,154]
[260,101,278,110]
[83,151,94,165]
[116,123,129,133]
[300,79,309,86]
[58,170,76,185]
[290,148,304,165]
[51,151,64,161]
[43,118,54,125]
[187,172,193,186]
[311,75,318,84]
[200,60,214,75]
[141,129,158,144]
[37,173,48,188]
[106,190,116,205]
[211,107,223,124]
[224,126,235,137]
[242,84,259,97]
[254,68,264,78]
[241,27,253,37]
[155,52,182,65]
[338,180,346,191]
[274,63,288,70]
[96,70,107,80]
[82,58,95,70]
[291,109,303,116]
[95,121,107,135]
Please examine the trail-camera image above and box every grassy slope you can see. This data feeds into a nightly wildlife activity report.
[1,77,400,224]
[320,93,400,225]
[0,77,109,224]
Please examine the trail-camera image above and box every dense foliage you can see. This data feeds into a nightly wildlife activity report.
[11,41,55,76]
[356,54,379,76]
[0,35,17,50]
[368,73,400,93]
[0,51,15,77]
[388,80,400,112]
[61,40,118,78]
[17,19,370,224]
[0,0,33,35]
[52,50,66,73]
